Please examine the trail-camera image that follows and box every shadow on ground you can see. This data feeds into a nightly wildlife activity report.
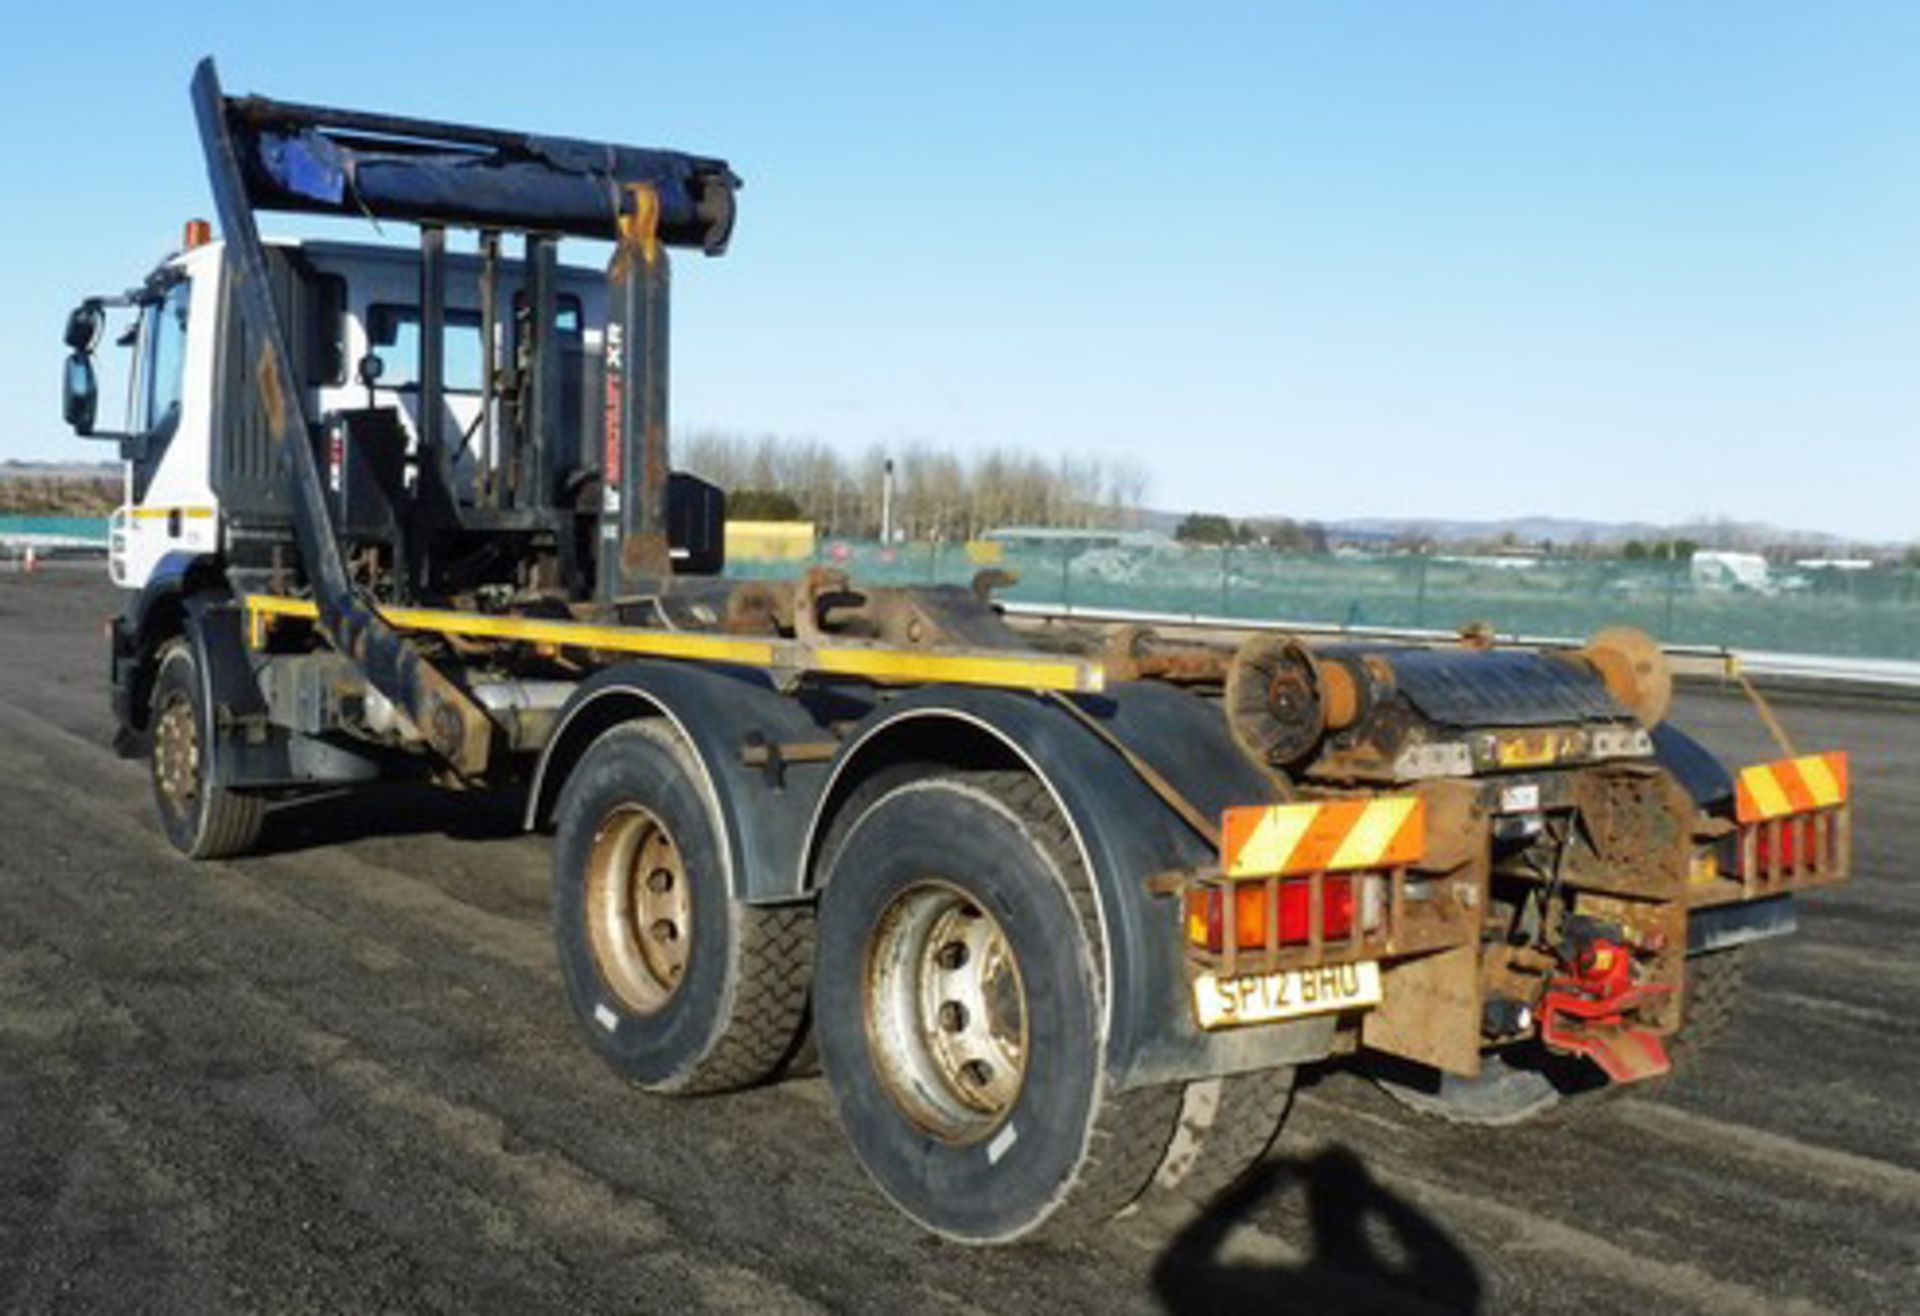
[1150,1144,1481,1315]
[256,781,531,855]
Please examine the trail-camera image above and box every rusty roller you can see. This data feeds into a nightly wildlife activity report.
[1224,633,1362,771]
[1579,627,1673,726]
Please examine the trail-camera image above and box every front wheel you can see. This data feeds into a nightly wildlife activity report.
[149,638,265,859]
[812,770,1180,1243]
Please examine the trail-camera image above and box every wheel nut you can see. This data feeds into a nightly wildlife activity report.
[935,941,969,971]
[938,1000,969,1033]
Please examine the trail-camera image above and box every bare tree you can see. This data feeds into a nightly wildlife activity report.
[673,430,1153,538]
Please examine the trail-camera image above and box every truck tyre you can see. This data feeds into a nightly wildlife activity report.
[552,723,811,1094]
[812,770,1181,1244]
[1373,947,1749,1126]
[1655,945,1746,1070]
[149,638,266,860]
[1141,1066,1297,1208]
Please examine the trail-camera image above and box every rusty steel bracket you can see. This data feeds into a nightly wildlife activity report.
[599,182,674,594]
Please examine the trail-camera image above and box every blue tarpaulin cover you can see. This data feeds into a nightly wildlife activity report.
[240,123,737,252]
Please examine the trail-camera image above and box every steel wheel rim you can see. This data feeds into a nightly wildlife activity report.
[153,692,200,816]
[863,880,1029,1144]
[584,804,692,1015]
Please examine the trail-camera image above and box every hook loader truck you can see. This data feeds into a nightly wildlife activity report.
[58,59,1854,1242]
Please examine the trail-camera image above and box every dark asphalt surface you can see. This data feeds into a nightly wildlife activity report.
[1,567,1914,1314]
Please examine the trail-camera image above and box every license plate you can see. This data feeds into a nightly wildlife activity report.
[1192,960,1383,1030]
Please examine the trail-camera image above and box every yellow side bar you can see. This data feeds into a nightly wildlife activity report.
[127,506,216,521]
[813,644,1103,693]
[246,595,777,665]
[244,595,1104,694]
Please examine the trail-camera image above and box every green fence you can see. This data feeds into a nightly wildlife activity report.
[0,515,109,542]
[729,541,1920,662]
[9,516,1910,661]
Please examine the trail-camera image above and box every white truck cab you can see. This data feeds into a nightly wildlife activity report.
[83,230,607,592]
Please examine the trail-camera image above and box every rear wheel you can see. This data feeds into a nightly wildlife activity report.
[1374,948,1749,1126]
[149,638,265,859]
[1143,1066,1298,1207]
[812,771,1181,1243]
[552,723,811,1094]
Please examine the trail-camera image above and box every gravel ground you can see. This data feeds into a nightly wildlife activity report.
[1,566,1914,1314]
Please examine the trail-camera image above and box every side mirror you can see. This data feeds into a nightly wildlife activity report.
[62,351,98,435]
[64,302,103,352]
[357,353,385,387]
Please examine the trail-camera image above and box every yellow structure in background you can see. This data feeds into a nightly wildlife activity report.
[965,540,1006,565]
[726,520,816,562]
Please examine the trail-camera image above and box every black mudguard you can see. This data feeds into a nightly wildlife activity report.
[185,589,390,790]
[526,661,870,906]
[1652,720,1736,809]
[110,551,223,751]
[114,558,389,789]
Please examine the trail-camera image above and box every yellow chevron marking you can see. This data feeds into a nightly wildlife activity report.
[1330,796,1418,871]
[1226,803,1319,879]
[1793,755,1843,809]
[1739,765,1792,821]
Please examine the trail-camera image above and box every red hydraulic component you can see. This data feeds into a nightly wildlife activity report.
[1539,933,1674,1085]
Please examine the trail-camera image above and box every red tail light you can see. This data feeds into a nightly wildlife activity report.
[1758,821,1796,872]
[1742,815,1811,875]
[1186,875,1357,954]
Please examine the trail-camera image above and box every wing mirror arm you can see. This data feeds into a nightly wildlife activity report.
[60,297,139,443]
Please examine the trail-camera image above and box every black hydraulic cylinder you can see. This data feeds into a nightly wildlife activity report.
[523,235,559,514]
[477,231,499,508]
[227,92,737,253]
[418,224,445,461]
[413,223,447,595]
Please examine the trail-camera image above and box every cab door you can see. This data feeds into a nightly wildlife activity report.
[113,257,220,589]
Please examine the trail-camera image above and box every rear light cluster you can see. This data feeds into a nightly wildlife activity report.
[1185,875,1364,954]
[1730,752,1849,892]
[1736,810,1842,882]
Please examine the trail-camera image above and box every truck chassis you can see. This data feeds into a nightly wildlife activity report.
[62,60,1853,1243]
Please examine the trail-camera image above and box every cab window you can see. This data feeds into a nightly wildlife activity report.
[139,280,192,441]
[366,304,484,392]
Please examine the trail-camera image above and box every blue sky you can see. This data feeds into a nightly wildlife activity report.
[2,3,1914,541]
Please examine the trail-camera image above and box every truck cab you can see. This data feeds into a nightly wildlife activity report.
[71,234,609,594]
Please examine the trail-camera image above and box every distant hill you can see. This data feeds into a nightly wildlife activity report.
[1319,515,1850,550]
[1133,505,1859,550]
[0,459,118,482]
